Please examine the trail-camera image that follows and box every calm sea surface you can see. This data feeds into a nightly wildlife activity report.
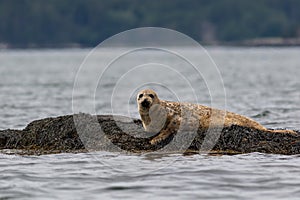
[0,47,300,199]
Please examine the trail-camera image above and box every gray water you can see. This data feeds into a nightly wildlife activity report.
[0,47,300,199]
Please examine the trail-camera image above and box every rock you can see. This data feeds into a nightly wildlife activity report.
[0,113,299,155]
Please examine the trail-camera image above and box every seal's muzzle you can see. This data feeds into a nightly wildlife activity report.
[141,100,150,108]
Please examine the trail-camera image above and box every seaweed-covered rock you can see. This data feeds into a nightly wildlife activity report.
[0,113,299,155]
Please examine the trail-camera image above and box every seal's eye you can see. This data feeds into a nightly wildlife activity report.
[149,94,154,99]
[138,94,143,99]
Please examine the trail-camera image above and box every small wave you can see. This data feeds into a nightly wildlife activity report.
[251,110,271,118]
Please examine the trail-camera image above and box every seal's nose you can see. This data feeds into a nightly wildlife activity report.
[141,100,150,108]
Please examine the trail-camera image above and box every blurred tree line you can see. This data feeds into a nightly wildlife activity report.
[0,0,299,47]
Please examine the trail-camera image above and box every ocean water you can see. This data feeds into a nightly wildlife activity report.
[0,47,300,199]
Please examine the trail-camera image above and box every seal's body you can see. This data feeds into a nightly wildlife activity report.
[137,89,296,145]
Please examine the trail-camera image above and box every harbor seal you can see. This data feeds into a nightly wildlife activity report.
[137,89,296,145]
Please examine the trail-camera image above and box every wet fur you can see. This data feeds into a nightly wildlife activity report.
[137,89,296,145]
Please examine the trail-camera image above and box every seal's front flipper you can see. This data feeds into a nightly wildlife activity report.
[150,129,173,145]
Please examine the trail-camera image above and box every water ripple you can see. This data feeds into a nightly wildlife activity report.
[1,48,300,199]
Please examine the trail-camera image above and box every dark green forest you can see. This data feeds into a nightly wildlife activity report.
[0,0,300,47]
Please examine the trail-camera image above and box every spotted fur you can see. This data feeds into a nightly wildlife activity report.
[137,89,296,145]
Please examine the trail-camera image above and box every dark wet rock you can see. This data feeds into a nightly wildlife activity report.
[0,113,299,155]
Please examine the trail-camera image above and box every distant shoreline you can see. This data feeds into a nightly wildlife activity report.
[1,37,300,49]
[237,37,300,47]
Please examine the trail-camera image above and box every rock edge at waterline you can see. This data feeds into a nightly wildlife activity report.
[0,113,299,155]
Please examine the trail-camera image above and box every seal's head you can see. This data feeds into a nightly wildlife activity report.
[137,89,160,112]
